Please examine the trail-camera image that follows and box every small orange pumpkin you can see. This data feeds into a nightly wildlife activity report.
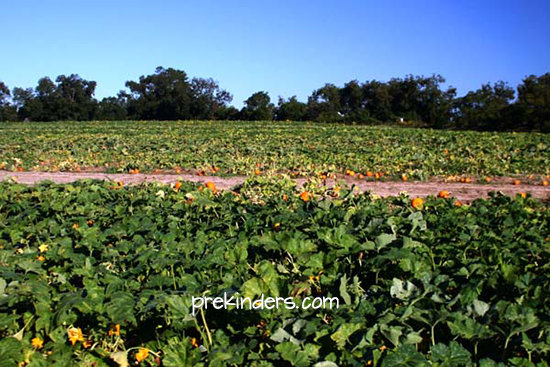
[412,197,424,209]
[206,181,217,193]
[438,191,450,199]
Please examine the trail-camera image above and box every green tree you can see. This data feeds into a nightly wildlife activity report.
[454,82,515,131]
[189,77,233,119]
[275,96,307,121]
[96,95,128,120]
[388,75,422,122]
[240,91,274,120]
[416,75,456,129]
[125,66,193,120]
[35,77,58,121]
[54,74,98,120]
[0,81,9,104]
[387,75,455,127]
[339,80,371,123]
[516,73,550,132]
[12,75,97,121]
[361,80,393,122]
[306,83,342,122]
[214,105,240,120]
[0,81,17,121]
[13,87,43,121]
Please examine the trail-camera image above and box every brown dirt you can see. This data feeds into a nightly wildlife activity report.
[1,170,548,202]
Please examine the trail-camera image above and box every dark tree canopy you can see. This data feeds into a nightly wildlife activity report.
[189,77,233,120]
[0,81,10,104]
[54,74,98,120]
[2,68,550,132]
[0,81,17,121]
[96,95,128,121]
[276,96,307,121]
[516,73,550,132]
[8,75,97,121]
[125,67,193,120]
[240,91,275,121]
[454,82,515,131]
[361,80,393,122]
[306,83,342,122]
[123,67,232,121]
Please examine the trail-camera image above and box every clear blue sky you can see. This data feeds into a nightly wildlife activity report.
[2,0,549,107]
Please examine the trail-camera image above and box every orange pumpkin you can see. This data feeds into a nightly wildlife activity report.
[206,181,217,193]
[411,197,424,209]
[438,191,450,199]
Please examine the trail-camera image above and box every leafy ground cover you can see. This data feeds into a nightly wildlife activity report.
[1,121,549,180]
[1,178,549,366]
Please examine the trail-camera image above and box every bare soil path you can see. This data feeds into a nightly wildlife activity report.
[1,170,548,202]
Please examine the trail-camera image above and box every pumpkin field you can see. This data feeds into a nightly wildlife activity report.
[0,121,549,366]
[0,121,549,180]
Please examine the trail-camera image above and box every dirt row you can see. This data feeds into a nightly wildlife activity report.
[1,170,548,202]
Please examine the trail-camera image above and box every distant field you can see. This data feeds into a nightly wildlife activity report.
[0,121,549,180]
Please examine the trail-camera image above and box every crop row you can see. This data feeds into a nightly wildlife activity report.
[0,178,549,366]
[1,121,549,179]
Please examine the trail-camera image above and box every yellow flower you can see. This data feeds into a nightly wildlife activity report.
[37,255,45,262]
[108,324,120,336]
[72,223,79,229]
[191,338,199,348]
[67,327,84,345]
[135,348,149,362]
[379,345,388,351]
[16,248,24,254]
[38,244,48,253]
[82,340,92,348]
[31,337,43,349]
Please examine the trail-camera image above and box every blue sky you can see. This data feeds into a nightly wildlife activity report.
[2,0,550,107]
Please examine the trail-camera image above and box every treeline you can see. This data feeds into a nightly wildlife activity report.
[0,66,549,132]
